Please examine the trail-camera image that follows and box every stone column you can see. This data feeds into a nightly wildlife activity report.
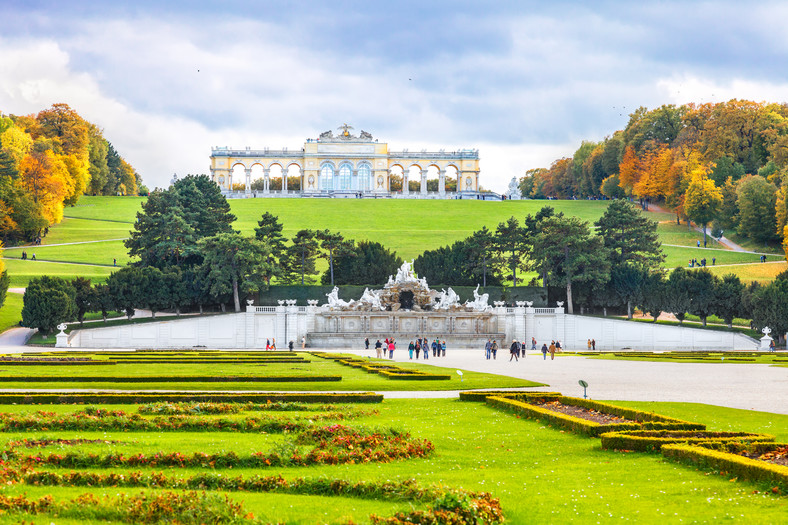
[353,168,359,192]
[555,302,566,349]
[524,303,535,350]
[275,303,287,346]
[299,168,305,195]
[244,168,252,195]
[283,167,288,192]
[439,169,446,196]
[245,304,256,348]
[263,168,270,194]
[420,169,428,195]
[402,168,409,195]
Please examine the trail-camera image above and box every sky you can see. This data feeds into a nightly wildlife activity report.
[2,1,788,192]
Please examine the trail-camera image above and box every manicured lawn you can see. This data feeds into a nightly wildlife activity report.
[586,351,784,365]
[0,398,786,523]
[0,291,23,333]
[2,239,131,266]
[0,259,115,288]
[705,261,788,283]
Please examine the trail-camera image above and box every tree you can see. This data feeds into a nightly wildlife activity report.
[464,226,497,287]
[714,274,744,328]
[736,175,778,244]
[328,240,403,285]
[107,266,146,320]
[254,212,287,284]
[637,270,667,322]
[71,277,93,325]
[172,175,236,237]
[140,266,168,318]
[750,278,788,342]
[21,276,76,335]
[89,284,114,323]
[494,217,527,286]
[531,216,610,314]
[199,233,273,312]
[665,267,692,324]
[317,230,353,286]
[282,230,320,285]
[610,264,646,319]
[686,268,718,326]
[594,200,665,269]
[683,169,722,247]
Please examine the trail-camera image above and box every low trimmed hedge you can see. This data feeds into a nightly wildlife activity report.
[458,391,562,402]
[662,442,788,491]
[0,376,342,383]
[485,396,704,437]
[600,430,775,452]
[313,353,452,380]
[108,359,309,364]
[0,361,115,366]
[0,392,383,404]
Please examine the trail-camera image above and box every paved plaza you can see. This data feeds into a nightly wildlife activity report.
[331,348,788,415]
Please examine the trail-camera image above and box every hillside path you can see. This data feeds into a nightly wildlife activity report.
[646,203,748,252]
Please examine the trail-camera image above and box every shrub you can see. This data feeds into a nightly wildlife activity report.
[601,430,775,452]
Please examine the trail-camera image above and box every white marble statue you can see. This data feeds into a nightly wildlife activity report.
[465,284,492,311]
[325,287,350,308]
[394,259,418,283]
[358,287,384,310]
[506,177,521,200]
[435,287,461,310]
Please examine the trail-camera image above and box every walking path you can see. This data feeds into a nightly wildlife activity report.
[2,238,127,250]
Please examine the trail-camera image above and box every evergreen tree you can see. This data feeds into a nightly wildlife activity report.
[610,264,647,319]
[686,268,718,326]
[665,267,693,324]
[107,266,147,320]
[531,216,610,314]
[254,212,287,284]
[494,217,528,286]
[713,274,745,328]
[21,276,76,335]
[637,270,668,322]
[464,226,498,287]
[595,200,665,269]
[71,277,93,325]
[282,230,320,285]
[316,230,354,286]
[199,233,273,312]
[328,240,403,285]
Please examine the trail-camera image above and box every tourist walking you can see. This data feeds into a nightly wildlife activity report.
[509,340,519,362]
[555,340,562,353]
[541,343,548,360]
[415,340,421,359]
[271,338,276,351]
[388,339,395,359]
[491,340,498,359]
[587,339,591,351]
[432,339,438,357]
[365,337,369,349]
[301,336,305,349]
[531,337,537,351]
[549,341,556,360]
[441,340,446,357]
[485,339,492,360]
[591,338,596,351]
[423,342,429,360]
[375,339,383,358]
[288,340,294,351]
[408,341,415,359]
[265,339,271,351]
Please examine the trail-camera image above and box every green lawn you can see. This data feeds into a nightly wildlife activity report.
[1,259,116,288]
[0,397,786,523]
[0,291,23,333]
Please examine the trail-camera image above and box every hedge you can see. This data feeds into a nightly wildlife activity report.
[662,442,788,491]
[600,430,775,452]
[108,359,309,364]
[458,391,562,402]
[0,361,115,366]
[0,376,342,383]
[485,396,704,437]
[313,353,452,380]
[0,392,383,404]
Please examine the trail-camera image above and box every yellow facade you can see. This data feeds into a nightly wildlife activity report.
[210,126,480,197]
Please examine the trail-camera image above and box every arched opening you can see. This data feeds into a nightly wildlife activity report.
[249,164,265,191]
[285,164,301,191]
[337,162,353,190]
[268,165,284,191]
[389,165,404,192]
[426,165,440,192]
[399,291,414,310]
[444,165,458,193]
[231,164,246,191]
[320,164,334,191]
[404,165,421,192]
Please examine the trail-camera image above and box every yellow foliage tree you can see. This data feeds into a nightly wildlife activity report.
[683,168,722,247]
[0,125,33,166]
[18,150,72,224]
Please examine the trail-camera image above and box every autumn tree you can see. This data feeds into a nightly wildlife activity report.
[683,169,722,247]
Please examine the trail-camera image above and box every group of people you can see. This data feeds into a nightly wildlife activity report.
[540,340,562,360]
[689,257,714,267]
[484,338,564,361]
[19,251,35,260]
[369,337,447,360]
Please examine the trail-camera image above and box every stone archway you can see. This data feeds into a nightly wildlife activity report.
[399,291,414,310]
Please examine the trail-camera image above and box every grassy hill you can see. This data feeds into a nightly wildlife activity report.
[1,195,785,332]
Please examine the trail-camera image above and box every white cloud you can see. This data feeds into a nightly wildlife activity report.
[657,75,788,106]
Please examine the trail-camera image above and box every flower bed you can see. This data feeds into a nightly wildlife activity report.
[600,430,775,452]
[137,401,366,415]
[0,375,342,383]
[662,442,788,492]
[486,396,704,437]
[0,391,383,404]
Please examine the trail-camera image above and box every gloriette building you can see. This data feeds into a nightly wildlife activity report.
[209,125,481,198]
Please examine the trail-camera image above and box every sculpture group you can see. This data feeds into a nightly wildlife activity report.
[325,261,491,312]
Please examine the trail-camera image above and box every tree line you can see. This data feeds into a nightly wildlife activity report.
[520,100,788,254]
[0,103,145,245]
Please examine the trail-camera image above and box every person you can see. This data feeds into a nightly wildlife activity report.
[712,257,716,266]
[441,340,446,357]
[541,343,548,360]
[113,258,116,266]
[515,339,521,359]
[21,251,26,260]
[769,339,776,352]
[301,336,306,349]
[408,341,415,359]
[490,340,498,360]
[549,341,556,360]
[485,339,492,360]
[265,339,271,351]
[591,338,596,351]
[365,337,370,350]
[388,339,395,359]
[288,340,294,351]
[415,340,421,359]
[423,342,429,360]
[432,339,438,357]
[271,338,276,351]
[509,339,519,362]
[374,339,383,358]
[31,253,36,260]
[587,339,592,351]
[697,240,700,247]
[555,340,562,353]
[531,337,536,351]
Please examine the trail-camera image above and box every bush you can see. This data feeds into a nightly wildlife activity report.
[0,392,383,404]
[21,276,76,335]
[600,430,775,452]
